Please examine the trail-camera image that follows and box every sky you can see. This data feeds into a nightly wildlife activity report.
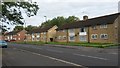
[9,0,120,31]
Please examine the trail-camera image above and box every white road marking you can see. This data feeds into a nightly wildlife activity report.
[74,53,108,60]
[46,49,63,53]
[17,49,83,67]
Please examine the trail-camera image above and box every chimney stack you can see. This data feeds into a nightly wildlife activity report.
[83,15,88,20]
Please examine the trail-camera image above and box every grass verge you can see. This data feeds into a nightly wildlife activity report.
[11,41,119,48]
[11,41,45,45]
[47,42,118,48]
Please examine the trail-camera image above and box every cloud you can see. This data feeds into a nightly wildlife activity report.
[29,1,118,20]
[32,0,119,2]
[9,0,119,31]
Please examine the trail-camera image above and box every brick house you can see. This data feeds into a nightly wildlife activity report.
[4,30,27,42]
[0,34,5,40]
[26,25,58,42]
[56,13,120,44]
[0,35,4,40]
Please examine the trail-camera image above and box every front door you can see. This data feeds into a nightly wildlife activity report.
[50,38,53,42]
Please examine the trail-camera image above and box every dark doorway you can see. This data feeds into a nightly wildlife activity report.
[50,38,53,42]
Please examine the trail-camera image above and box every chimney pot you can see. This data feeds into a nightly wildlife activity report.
[83,15,88,20]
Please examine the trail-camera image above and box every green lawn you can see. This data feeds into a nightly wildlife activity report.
[11,41,119,48]
[47,42,118,48]
[12,41,45,45]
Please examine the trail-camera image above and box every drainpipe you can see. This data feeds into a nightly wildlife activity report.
[40,33,41,42]
[66,28,69,43]
[45,31,48,44]
[87,26,90,43]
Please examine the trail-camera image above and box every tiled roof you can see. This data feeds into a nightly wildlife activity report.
[5,30,26,35]
[5,31,20,35]
[27,25,54,34]
[57,13,120,30]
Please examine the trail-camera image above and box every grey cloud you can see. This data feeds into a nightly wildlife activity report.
[9,1,118,31]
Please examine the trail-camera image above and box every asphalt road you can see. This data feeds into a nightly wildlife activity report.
[2,43,118,68]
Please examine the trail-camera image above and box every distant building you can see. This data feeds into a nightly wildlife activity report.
[56,13,120,44]
[0,35,4,40]
[26,25,58,42]
[4,30,27,42]
[7,13,119,44]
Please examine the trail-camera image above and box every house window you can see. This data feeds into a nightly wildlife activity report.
[18,34,20,36]
[18,38,20,40]
[59,30,62,32]
[92,26,97,30]
[36,33,40,36]
[60,30,66,32]
[10,36,12,39]
[59,30,66,32]
[80,28,85,32]
[14,38,16,40]
[63,36,66,40]
[43,32,46,34]
[115,22,117,28]
[36,34,40,38]
[69,36,75,41]
[37,37,40,41]
[7,36,9,39]
[13,35,17,36]
[69,29,74,33]
[32,34,35,37]
[100,34,108,39]
[32,38,35,41]
[100,24,107,28]
[91,34,98,39]
[58,36,62,40]
[80,36,86,41]
[43,36,46,40]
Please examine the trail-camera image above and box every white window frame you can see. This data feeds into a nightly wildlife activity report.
[32,38,35,41]
[43,32,46,34]
[36,33,40,38]
[100,34,108,39]
[63,36,66,40]
[10,35,12,40]
[58,36,62,40]
[43,36,46,40]
[91,34,98,39]
[79,35,87,41]
[69,29,74,33]
[69,35,75,41]
[115,22,117,28]
[18,34,20,36]
[59,30,65,32]
[36,37,40,41]
[18,38,20,40]
[7,36,9,40]
[100,24,107,28]
[62,30,66,32]
[13,38,16,40]
[92,26,97,30]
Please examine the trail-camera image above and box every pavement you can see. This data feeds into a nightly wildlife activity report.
[2,43,119,68]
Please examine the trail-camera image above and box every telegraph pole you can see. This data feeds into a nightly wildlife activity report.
[44,16,47,44]
[24,20,26,44]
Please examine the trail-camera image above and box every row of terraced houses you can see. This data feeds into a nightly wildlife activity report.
[3,13,120,44]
